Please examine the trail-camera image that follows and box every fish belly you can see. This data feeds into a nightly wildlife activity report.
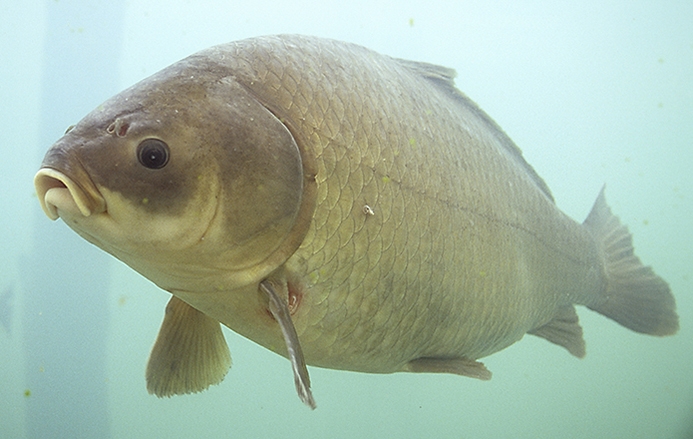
[227,37,606,372]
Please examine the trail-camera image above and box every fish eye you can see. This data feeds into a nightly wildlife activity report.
[137,138,170,169]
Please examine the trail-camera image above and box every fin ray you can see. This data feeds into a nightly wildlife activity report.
[396,58,555,202]
[584,187,678,336]
[528,305,586,357]
[260,280,316,409]
[404,357,492,380]
[146,296,231,397]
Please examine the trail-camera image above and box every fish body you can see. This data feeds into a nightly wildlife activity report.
[34,35,678,405]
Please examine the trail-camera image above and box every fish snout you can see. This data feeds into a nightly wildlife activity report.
[34,168,106,220]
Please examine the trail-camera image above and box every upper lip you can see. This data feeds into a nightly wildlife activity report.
[34,137,107,220]
[35,168,99,219]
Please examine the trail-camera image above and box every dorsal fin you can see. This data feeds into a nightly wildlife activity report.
[397,58,555,203]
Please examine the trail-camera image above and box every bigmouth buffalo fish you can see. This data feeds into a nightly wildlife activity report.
[34,34,679,408]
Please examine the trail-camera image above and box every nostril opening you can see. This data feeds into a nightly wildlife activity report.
[106,118,129,137]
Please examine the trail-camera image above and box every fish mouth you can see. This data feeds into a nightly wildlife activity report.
[34,168,106,220]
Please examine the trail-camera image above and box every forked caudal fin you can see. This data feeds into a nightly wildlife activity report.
[583,187,679,336]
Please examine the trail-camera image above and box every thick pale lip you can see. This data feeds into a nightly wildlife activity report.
[34,168,106,220]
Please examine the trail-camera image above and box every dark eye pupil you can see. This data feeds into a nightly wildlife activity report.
[137,139,170,169]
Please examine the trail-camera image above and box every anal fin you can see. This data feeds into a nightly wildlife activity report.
[404,357,492,380]
[146,296,231,397]
[528,304,586,358]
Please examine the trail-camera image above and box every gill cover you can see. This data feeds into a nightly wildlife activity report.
[34,57,316,289]
[206,76,316,282]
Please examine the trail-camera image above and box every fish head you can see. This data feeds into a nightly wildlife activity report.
[34,60,313,292]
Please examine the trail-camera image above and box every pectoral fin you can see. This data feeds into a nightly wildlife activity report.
[146,296,231,397]
[260,279,316,409]
[528,304,586,358]
[404,357,492,380]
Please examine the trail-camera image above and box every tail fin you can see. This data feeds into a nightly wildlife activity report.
[584,187,678,336]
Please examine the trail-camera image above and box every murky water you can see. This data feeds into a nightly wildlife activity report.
[1,1,691,438]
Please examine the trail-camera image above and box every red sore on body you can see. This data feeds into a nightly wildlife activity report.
[264,278,303,320]
[287,280,302,315]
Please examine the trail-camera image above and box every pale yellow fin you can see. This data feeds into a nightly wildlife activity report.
[404,357,492,380]
[528,305,586,358]
[584,187,679,336]
[146,296,231,397]
[260,280,316,409]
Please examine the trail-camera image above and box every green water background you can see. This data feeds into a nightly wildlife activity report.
[1,1,691,438]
